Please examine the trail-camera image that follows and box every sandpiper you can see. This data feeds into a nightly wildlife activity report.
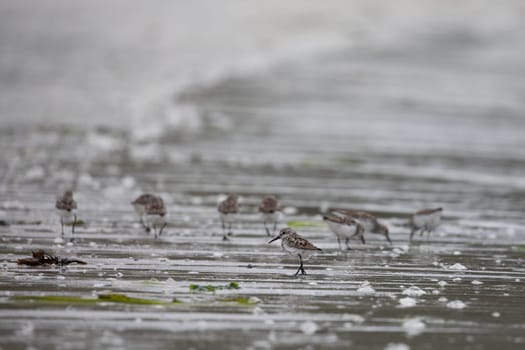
[259,195,280,236]
[131,193,157,232]
[331,208,391,244]
[323,213,364,250]
[143,196,167,239]
[55,190,77,239]
[218,194,239,240]
[410,207,442,240]
[268,227,322,276]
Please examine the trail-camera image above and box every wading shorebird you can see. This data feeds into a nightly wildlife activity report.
[55,190,77,240]
[259,195,281,236]
[330,209,391,244]
[144,196,167,239]
[218,194,239,240]
[131,193,158,232]
[323,214,365,250]
[410,207,442,241]
[268,227,322,276]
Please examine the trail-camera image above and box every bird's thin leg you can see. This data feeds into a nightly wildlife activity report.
[299,254,306,275]
[70,214,77,242]
[337,237,343,250]
[410,228,417,241]
[159,222,167,236]
[228,222,233,236]
[72,214,77,234]
[360,234,366,245]
[294,254,305,276]
[386,234,392,244]
[60,217,64,237]
[345,237,352,251]
[140,216,149,231]
[221,218,228,241]
[153,224,158,239]
[264,221,271,236]
[350,229,361,240]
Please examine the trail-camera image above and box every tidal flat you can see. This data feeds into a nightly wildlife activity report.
[1,1,525,349]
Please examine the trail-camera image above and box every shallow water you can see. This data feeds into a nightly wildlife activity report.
[2,1,525,350]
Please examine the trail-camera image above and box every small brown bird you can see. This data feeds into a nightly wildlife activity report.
[131,193,158,232]
[268,227,322,276]
[55,190,77,239]
[330,209,391,244]
[218,194,239,240]
[323,214,364,250]
[144,196,167,239]
[259,195,281,236]
[410,207,443,241]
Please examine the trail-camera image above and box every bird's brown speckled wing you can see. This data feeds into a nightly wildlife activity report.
[259,196,279,213]
[55,196,77,211]
[146,197,166,216]
[331,208,377,221]
[324,213,359,226]
[218,197,239,214]
[132,193,156,205]
[415,207,442,215]
[290,233,322,251]
[323,213,345,224]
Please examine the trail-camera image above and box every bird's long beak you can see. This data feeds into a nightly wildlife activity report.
[268,236,280,244]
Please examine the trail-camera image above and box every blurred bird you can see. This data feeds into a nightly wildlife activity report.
[330,208,391,244]
[218,194,239,240]
[144,196,167,239]
[55,190,77,240]
[131,193,158,232]
[410,207,442,241]
[259,195,281,236]
[323,213,364,250]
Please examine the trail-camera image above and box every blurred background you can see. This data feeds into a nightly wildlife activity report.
[1,1,525,349]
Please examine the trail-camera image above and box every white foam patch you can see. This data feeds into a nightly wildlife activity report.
[283,207,298,215]
[446,300,467,309]
[356,281,376,295]
[341,314,365,324]
[448,263,467,270]
[300,320,319,335]
[1,201,27,210]
[399,297,417,308]
[402,318,425,337]
[385,343,410,350]
[24,166,46,181]
[132,104,203,141]
[15,322,34,339]
[402,286,427,297]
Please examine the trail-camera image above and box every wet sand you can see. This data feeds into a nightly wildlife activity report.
[1,1,525,349]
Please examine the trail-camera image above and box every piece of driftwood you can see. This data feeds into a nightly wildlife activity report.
[17,249,87,267]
